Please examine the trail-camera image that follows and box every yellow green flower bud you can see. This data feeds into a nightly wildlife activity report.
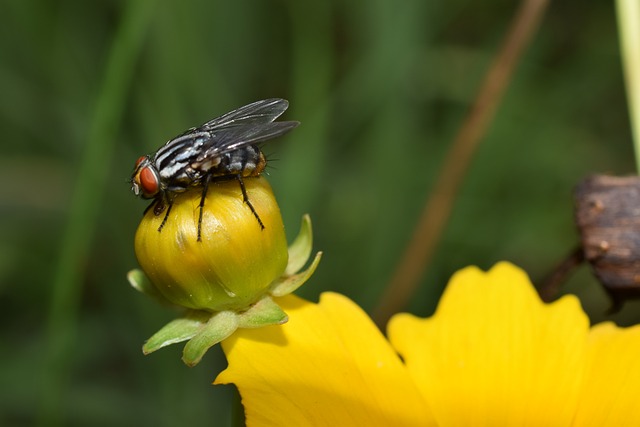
[129,176,321,365]
[134,177,288,312]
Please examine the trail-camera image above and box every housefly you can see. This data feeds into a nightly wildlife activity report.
[131,98,299,241]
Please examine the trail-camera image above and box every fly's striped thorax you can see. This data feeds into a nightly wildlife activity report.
[153,132,210,182]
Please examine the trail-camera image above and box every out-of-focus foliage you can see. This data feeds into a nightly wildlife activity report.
[1,0,637,426]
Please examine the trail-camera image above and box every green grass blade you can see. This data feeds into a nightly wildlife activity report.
[37,2,157,425]
[617,0,640,172]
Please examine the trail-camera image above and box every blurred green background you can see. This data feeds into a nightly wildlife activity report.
[2,0,639,426]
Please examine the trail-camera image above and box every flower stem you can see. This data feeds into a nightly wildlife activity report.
[616,0,640,172]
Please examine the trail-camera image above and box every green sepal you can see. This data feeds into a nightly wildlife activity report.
[142,310,212,354]
[285,214,313,276]
[181,295,289,366]
[270,251,323,297]
[127,269,175,307]
[238,295,288,328]
[182,311,239,367]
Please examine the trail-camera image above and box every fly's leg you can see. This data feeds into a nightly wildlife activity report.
[235,174,265,230]
[149,194,172,233]
[157,200,173,233]
[196,174,264,241]
[144,197,173,233]
[143,200,155,216]
[197,177,211,242]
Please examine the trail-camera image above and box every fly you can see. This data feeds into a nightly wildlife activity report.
[131,98,299,241]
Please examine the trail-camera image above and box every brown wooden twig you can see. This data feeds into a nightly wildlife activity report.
[537,246,585,302]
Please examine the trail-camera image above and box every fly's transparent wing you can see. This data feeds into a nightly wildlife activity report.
[155,98,297,167]
[201,98,291,130]
[195,120,299,161]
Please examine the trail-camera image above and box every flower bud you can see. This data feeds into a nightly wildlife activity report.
[134,177,288,312]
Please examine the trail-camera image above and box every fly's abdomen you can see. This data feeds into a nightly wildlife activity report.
[215,145,266,178]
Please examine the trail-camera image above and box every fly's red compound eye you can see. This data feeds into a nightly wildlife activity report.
[135,155,147,169]
[139,166,159,196]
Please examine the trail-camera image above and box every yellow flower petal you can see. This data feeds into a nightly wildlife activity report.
[388,262,590,427]
[215,292,436,427]
[571,322,640,426]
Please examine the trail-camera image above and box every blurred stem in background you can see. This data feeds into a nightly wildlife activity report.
[617,0,640,171]
[37,1,157,426]
[373,0,550,327]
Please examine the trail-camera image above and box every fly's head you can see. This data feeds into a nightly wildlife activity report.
[131,155,161,200]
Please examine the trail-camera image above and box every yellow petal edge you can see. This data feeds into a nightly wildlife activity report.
[388,262,590,427]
